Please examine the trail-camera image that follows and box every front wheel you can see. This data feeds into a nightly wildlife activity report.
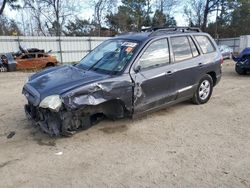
[192,75,213,105]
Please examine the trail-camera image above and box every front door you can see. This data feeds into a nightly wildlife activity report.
[130,38,176,114]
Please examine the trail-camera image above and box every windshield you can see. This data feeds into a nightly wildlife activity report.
[77,39,139,74]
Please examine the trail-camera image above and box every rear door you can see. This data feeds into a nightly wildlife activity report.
[130,38,176,114]
[193,35,218,68]
[193,35,220,81]
[169,35,201,99]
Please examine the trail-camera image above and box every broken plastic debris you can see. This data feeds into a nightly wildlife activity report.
[7,131,15,139]
[55,151,63,156]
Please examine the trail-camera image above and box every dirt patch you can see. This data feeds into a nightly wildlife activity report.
[99,124,128,134]
[0,159,19,168]
[0,60,250,187]
[34,138,56,147]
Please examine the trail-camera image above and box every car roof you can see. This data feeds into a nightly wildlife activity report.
[114,32,151,42]
[114,27,205,42]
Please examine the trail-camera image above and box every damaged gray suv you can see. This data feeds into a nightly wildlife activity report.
[23,27,222,136]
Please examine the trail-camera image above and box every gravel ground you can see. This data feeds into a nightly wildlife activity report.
[0,60,250,188]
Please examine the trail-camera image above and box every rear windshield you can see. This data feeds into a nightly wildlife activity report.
[194,35,215,54]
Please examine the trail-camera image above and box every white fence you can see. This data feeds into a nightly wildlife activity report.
[0,35,241,64]
[0,36,109,63]
[215,37,240,52]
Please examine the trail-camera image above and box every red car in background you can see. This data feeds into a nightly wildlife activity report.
[0,46,58,72]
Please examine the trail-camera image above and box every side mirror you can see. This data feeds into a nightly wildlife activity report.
[134,65,141,73]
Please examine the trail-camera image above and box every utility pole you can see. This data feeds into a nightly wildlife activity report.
[215,3,219,39]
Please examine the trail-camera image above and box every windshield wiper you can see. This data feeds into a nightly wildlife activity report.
[87,58,104,71]
[109,56,131,75]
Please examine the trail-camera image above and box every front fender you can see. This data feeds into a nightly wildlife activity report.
[61,80,134,112]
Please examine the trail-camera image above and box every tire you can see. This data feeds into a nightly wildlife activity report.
[235,65,246,75]
[0,65,7,72]
[192,74,213,105]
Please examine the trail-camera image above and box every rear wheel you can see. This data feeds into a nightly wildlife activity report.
[192,74,213,105]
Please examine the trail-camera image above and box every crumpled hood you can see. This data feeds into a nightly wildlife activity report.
[26,65,110,100]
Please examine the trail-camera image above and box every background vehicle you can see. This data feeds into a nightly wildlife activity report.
[15,52,58,70]
[0,56,8,72]
[23,27,222,136]
[0,46,58,72]
[218,45,233,59]
[233,47,250,75]
[0,53,16,72]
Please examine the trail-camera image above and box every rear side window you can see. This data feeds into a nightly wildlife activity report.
[194,35,215,54]
[21,54,35,59]
[171,36,193,62]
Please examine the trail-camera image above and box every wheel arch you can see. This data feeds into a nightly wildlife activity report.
[74,99,130,119]
[206,71,216,87]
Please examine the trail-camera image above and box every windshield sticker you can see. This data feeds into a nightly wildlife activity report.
[125,47,134,53]
[121,42,137,48]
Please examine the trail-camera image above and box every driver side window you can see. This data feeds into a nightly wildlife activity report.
[138,38,170,70]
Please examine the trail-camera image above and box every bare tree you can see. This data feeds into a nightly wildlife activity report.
[154,0,178,14]
[0,0,7,15]
[202,0,220,30]
[92,0,117,36]
[184,0,204,27]
[0,15,21,35]
[44,0,64,36]
[23,0,79,36]
[184,0,221,30]
[23,0,46,35]
[0,0,19,15]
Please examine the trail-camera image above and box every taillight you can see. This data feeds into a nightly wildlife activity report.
[220,57,224,64]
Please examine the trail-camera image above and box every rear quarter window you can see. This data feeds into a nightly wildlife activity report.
[194,35,215,54]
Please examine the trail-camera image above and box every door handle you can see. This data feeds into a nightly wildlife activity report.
[166,70,174,75]
[198,63,204,67]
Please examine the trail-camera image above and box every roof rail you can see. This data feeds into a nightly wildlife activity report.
[116,32,138,36]
[142,27,202,36]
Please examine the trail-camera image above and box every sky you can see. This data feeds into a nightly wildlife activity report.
[4,1,193,29]
[77,1,188,26]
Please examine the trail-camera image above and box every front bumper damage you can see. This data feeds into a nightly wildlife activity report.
[23,76,133,136]
[24,103,102,136]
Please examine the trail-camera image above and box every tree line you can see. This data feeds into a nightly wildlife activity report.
[0,0,249,38]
